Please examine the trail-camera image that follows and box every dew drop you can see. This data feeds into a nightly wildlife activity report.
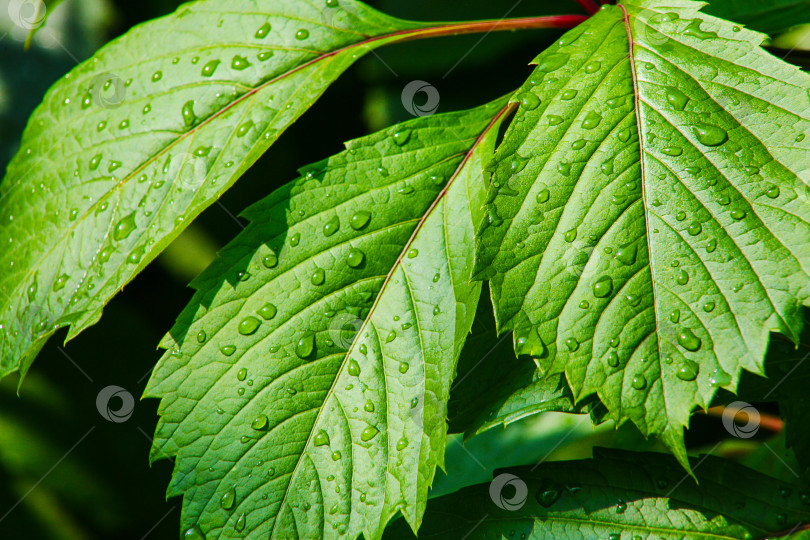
[347,249,365,268]
[238,316,261,335]
[392,130,411,146]
[201,60,220,77]
[581,111,602,130]
[290,232,301,247]
[314,430,330,446]
[350,211,371,230]
[152,71,163,82]
[561,89,578,100]
[360,424,379,441]
[519,92,541,110]
[692,123,728,146]
[311,268,325,285]
[677,359,699,381]
[113,212,137,241]
[296,333,315,358]
[709,368,732,387]
[702,301,715,313]
[295,29,310,40]
[235,514,246,532]
[584,60,601,73]
[220,487,236,510]
[615,243,637,266]
[677,328,702,351]
[565,337,579,351]
[348,358,361,376]
[231,55,251,70]
[730,209,746,220]
[765,185,780,199]
[592,276,612,298]
[665,86,689,110]
[255,22,272,39]
[676,269,689,285]
[182,100,197,126]
[252,415,269,430]
[221,345,236,356]
[662,146,683,156]
[262,253,278,268]
[631,374,647,390]
[323,215,340,237]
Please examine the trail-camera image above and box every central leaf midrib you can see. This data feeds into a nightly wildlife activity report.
[267,102,513,539]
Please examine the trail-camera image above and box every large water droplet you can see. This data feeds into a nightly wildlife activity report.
[231,55,251,70]
[348,358,361,376]
[183,526,206,539]
[182,100,197,127]
[295,29,310,40]
[665,87,689,110]
[255,22,272,39]
[347,249,365,268]
[581,111,602,130]
[519,92,541,110]
[692,123,728,146]
[677,359,699,381]
[709,368,732,387]
[220,487,236,510]
[238,316,261,335]
[311,268,325,285]
[314,429,330,446]
[113,212,137,241]
[537,53,569,72]
[592,276,613,298]
[252,415,269,430]
[350,211,371,230]
[360,424,379,441]
[615,243,637,266]
[201,60,220,77]
[296,333,315,358]
[677,328,702,351]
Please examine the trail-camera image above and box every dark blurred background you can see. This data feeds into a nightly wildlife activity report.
[0,1,808,538]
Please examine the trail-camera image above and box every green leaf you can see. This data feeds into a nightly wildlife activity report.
[703,0,810,35]
[144,99,511,539]
[0,0,422,381]
[474,0,810,467]
[447,299,594,437]
[384,448,810,539]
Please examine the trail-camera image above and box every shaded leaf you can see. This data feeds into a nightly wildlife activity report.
[385,448,810,539]
[703,0,810,35]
